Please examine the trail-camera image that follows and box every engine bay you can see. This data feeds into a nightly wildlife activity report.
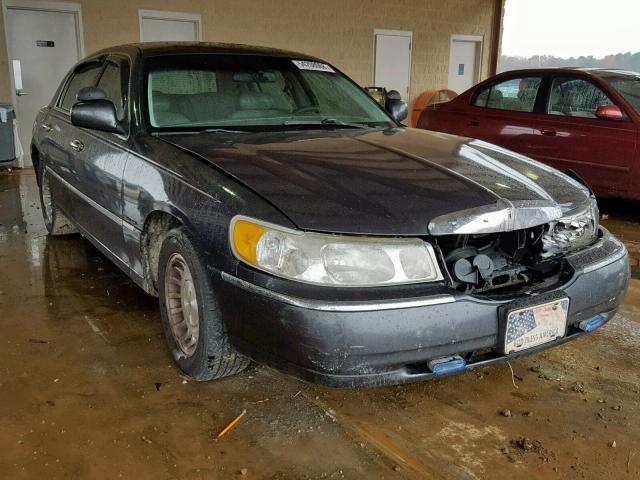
[435,225,567,294]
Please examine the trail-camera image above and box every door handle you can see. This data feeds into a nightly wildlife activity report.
[541,129,556,137]
[469,120,480,126]
[70,139,84,152]
[15,89,29,96]
[41,123,52,132]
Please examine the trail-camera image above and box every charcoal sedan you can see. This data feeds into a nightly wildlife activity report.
[32,43,629,387]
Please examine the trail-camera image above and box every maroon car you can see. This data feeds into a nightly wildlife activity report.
[418,68,640,200]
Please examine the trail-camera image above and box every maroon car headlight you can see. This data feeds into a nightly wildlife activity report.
[230,216,443,286]
[542,197,599,254]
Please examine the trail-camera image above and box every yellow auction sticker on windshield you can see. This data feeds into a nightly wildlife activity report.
[292,60,335,73]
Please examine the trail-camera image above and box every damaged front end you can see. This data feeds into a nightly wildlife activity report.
[431,198,600,295]
[540,198,599,256]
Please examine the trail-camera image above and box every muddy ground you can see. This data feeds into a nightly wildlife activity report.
[1,169,639,480]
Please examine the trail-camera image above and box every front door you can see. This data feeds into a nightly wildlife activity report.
[373,30,412,101]
[532,76,636,197]
[6,3,82,166]
[68,57,130,261]
[45,57,129,263]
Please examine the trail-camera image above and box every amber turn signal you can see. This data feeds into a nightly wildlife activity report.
[232,220,266,264]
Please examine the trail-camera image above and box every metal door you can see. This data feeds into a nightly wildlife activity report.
[6,5,81,166]
[66,57,130,262]
[139,10,201,42]
[374,30,412,101]
[448,39,480,94]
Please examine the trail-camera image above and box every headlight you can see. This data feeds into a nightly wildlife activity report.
[542,197,599,254]
[230,216,443,286]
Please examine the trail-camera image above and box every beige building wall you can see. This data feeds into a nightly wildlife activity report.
[1,0,497,109]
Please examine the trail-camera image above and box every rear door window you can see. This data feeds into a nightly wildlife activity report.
[546,77,615,118]
[58,62,104,112]
[473,76,542,113]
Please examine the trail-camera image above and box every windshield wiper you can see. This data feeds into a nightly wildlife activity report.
[199,128,249,134]
[152,127,248,136]
[283,118,372,129]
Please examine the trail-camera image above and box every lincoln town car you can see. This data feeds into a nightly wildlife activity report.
[31,44,630,387]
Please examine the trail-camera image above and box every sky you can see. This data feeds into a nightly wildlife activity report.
[502,0,640,58]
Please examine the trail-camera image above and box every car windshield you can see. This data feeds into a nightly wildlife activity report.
[145,54,394,131]
[606,74,640,115]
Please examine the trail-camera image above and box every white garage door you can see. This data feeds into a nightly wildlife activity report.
[139,10,202,42]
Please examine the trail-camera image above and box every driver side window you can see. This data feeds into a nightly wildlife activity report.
[547,77,614,118]
[59,62,104,111]
[96,61,128,121]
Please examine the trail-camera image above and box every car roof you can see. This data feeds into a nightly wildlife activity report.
[94,42,320,61]
[495,67,640,79]
[577,68,640,79]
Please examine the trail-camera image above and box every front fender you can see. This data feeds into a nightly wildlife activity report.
[122,140,294,282]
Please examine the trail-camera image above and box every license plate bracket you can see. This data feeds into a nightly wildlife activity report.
[497,294,570,355]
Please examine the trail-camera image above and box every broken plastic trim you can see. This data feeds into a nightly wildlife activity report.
[428,199,563,235]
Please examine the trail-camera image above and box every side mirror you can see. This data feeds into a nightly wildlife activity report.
[386,90,402,101]
[595,104,624,121]
[77,86,106,102]
[386,98,408,123]
[71,99,124,134]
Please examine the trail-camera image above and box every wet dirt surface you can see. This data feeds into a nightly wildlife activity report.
[1,169,639,479]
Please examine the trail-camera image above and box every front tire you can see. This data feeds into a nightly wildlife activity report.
[157,227,250,381]
[38,166,78,236]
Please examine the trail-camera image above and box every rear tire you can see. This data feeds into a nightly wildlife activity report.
[38,166,78,236]
[157,227,250,381]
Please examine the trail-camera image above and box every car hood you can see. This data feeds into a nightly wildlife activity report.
[162,128,591,236]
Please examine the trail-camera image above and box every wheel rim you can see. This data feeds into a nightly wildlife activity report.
[41,171,53,224]
[164,253,200,357]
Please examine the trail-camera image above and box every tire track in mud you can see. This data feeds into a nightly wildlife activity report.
[303,387,513,480]
[305,393,449,479]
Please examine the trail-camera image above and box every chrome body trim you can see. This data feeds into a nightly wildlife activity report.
[428,198,563,235]
[220,271,456,312]
[45,166,137,232]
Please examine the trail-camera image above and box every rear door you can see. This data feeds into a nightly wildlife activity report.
[532,75,636,196]
[465,75,544,153]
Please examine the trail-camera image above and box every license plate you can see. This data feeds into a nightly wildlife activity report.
[504,298,569,354]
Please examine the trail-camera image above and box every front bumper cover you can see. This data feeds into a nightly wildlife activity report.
[216,229,630,388]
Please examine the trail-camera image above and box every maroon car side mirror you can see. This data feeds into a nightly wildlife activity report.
[595,104,625,121]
